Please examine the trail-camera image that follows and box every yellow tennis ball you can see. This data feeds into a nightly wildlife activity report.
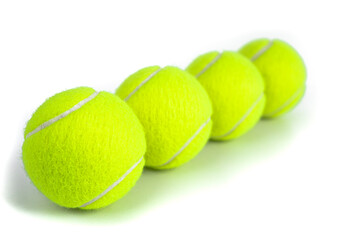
[186,51,265,141]
[116,66,212,170]
[239,38,307,118]
[22,87,146,209]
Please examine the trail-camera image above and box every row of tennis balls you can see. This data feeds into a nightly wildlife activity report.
[22,38,307,210]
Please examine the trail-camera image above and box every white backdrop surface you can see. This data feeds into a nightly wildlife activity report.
[1,1,359,239]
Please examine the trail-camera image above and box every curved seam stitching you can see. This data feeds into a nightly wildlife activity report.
[156,117,211,167]
[79,157,144,208]
[124,68,162,101]
[264,86,305,117]
[250,40,274,61]
[195,52,222,78]
[25,91,99,139]
[212,93,265,139]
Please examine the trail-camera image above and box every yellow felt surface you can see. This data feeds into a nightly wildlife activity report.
[239,39,307,118]
[22,87,146,209]
[116,66,212,170]
[187,51,265,141]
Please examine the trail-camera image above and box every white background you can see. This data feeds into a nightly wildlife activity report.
[1,0,359,239]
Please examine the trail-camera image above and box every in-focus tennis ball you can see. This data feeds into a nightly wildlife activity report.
[186,51,265,141]
[116,66,212,170]
[22,87,146,209]
[239,38,307,118]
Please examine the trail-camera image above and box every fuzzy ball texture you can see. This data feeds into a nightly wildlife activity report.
[116,66,212,170]
[186,51,265,141]
[22,87,146,209]
[239,38,307,118]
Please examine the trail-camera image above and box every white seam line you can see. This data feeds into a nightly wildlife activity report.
[124,68,162,101]
[156,117,211,167]
[79,157,144,208]
[250,40,273,61]
[264,86,305,118]
[195,52,222,78]
[212,93,265,139]
[25,91,99,139]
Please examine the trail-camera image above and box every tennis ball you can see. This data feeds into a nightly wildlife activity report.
[116,66,212,170]
[239,38,307,118]
[186,51,265,141]
[22,87,146,209]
